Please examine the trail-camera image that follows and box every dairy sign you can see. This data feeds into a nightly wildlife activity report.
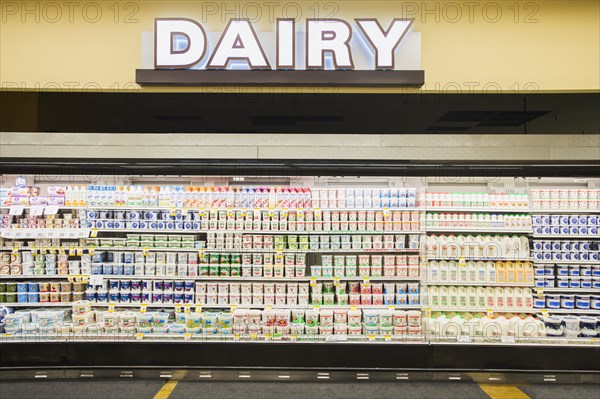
[136,17,424,86]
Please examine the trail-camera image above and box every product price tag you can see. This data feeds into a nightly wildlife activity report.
[487,309,494,317]
[230,304,237,310]
[457,335,471,343]
[69,246,76,255]
[536,288,544,297]
[40,246,48,254]
[44,206,59,215]
[49,246,56,254]
[169,207,176,217]
[350,306,357,311]
[8,206,24,216]
[541,310,549,317]
[313,306,320,311]
[368,334,376,341]
[59,246,66,255]
[388,306,395,311]
[265,304,272,311]
[140,303,147,313]
[184,333,192,340]
[333,277,340,286]
[142,247,150,257]
[310,277,317,287]
[234,333,240,340]
[196,306,202,313]
[136,333,143,340]
[289,334,297,341]
[363,278,370,287]
[88,248,95,256]
[90,228,99,238]
[11,246,19,255]
[250,333,258,340]
[241,208,247,217]
[175,304,182,313]
[30,206,44,216]
[184,303,192,314]
[500,336,516,344]
[425,307,432,318]
[384,335,392,342]
[108,303,116,312]
[383,207,390,217]
[226,208,234,218]
[67,275,75,283]
[198,249,205,256]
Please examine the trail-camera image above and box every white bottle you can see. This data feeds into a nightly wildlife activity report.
[476,261,486,283]
[467,287,477,308]
[428,261,439,282]
[439,261,449,282]
[457,286,467,309]
[476,287,487,308]
[458,261,468,282]
[485,261,496,283]
[467,261,477,282]
[429,286,440,307]
[439,286,449,308]
[448,286,458,308]
[505,287,515,309]
[485,287,495,309]
[494,287,505,310]
[448,261,458,283]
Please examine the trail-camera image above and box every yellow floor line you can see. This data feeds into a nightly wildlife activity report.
[479,384,531,399]
[153,379,179,399]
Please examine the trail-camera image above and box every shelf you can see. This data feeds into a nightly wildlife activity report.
[532,234,599,239]
[0,302,421,310]
[1,205,425,212]
[0,229,90,239]
[530,209,600,214]
[81,275,422,282]
[426,227,532,234]
[89,228,425,235]
[540,309,600,315]
[533,261,600,266]
[428,308,535,313]
[426,207,530,213]
[205,249,420,254]
[423,282,534,287]
[0,275,72,280]
[540,288,600,294]
[425,257,531,262]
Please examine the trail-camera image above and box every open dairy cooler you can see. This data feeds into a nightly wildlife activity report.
[0,174,598,372]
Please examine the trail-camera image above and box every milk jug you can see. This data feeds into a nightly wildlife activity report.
[439,286,449,307]
[449,286,458,307]
[515,261,525,283]
[494,287,505,309]
[505,261,515,283]
[474,235,484,258]
[447,235,458,258]
[514,287,524,308]
[458,286,468,308]
[519,236,530,259]
[458,261,468,282]
[439,261,449,282]
[504,287,515,309]
[428,261,439,282]
[495,261,506,283]
[439,235,449,257]
[486,261,496,283]
[476,287,487,308]
[524,261,534,283]
[477,261,486,283]
[524,288,533,308]
[485,287,495,308]
[467,287,477,308]
[465,234,476,258]
[429,286,440,307]
[448,261,458,282]
[467,261,477,282]
[496,316,510,336]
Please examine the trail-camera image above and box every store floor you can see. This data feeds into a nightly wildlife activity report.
[1,380,599,399]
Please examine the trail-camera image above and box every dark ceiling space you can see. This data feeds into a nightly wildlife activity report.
[0,91,598,134]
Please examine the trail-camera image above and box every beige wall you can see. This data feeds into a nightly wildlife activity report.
[1,0,599,93]
[2,133,599,161]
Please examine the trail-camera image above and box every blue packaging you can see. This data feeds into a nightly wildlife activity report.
[17,283,28,293]
[153,281,164,291]
[27,293,39,303]
[27,282,39,292]
[91,263,103,275]
[163,281,174,291]
[184,293,194,303]
[174,293,184,303]
[174,281,184,292]
[124,264,134,275]
[120,291,131,302]
[17,293,28,303]
[108,280,119,289]
[103,264,114,275]
[113,264,124,275]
